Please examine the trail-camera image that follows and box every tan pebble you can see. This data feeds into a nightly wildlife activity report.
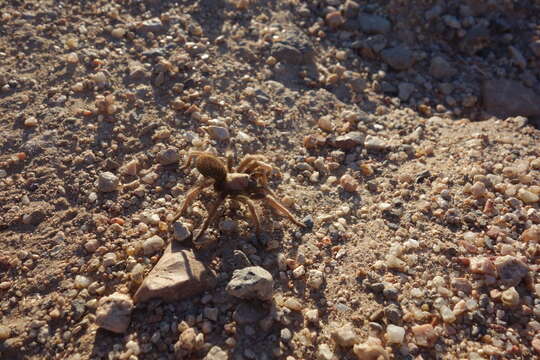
[111,27,126,39]
[470,181,486,198]
[518,188,539,203]
[340,174,358,192]
[532,337,540,354]
[318,116,334,132]
[284,297,303,311]
[411,324,438,347]
[0,325,11,340]
[352,337,388,360]
[501,287,519,307]
[522,226,540,242]
[325,11,345,28]
[65,52,79,64]
[24,116,38,127]
[469,257,497,276]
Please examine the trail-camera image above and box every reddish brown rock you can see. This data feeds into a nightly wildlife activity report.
[134,243,216,303]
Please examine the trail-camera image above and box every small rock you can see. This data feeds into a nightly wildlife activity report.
[380,46,415,71]
[305,309,319,323]
[357,13,391,34]
[156,148,180,165]
[364,135,387,151]
[532,337,540,354]
[140,18,164,33]
[494,255,529,287]
[398,82,415,101]
[522,226,540,242]
[172,222,192,242]
[326,11,345,28]
[518,189,539,204]
[501,287,519,307]
[204,345,228,360]
[226,266,274,301]
[340,174,358,192]
[331,323,359,347]
[95,292,133,334]
[292,265,305,278]
[24,116,38,127]
[103,252,117,267]
[469,257,497,276]
[284,297,303,311]
[352,337,388,360]
[97,172,119,193]
[429,56,456,79]
[411,324,437,347]
[0,325,11,340]
[316,343,335,360]
[332,131,365,150]
[386,324,405,344]
[307,269,324,289]
[134,243,216,303]
[142,235,165,256]
[482,79,540,117]
[451,278,472,294]
[204,126,230,141]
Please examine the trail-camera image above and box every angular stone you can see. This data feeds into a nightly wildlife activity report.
[134,243,216,303]
[494,255,529,287]
[411,324,438,347]
[204,346,228,360]
[95,292,133,334]
[429,56,457,79]
[380,46,414,71]
[331,131,365,150]
[156,148,180,165]
[482,79,540,118]
[352,337,388,360]
[357,13,391,34]
[98,172,119,192]
[139,18,164,33]
[364,135,388,151]
[226,266,274,301]
[331,322,359,347]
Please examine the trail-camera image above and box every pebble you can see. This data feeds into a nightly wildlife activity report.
[140,18,164,33]
[204,126,230,141]
[325,11,345,28]
[292,265,305,278]
[532,337,540,354]
[340,174,358,192]
[357,13,391,34]
[172,221,192,242]
[331,323,359,347]
[307,269,324,289]
[95,292,133,334]
[522,226,540,242]
[226,266,274,301]
[469,257,496,276]
[24,116,38,127]
[352,337,388,360]
[429,56,456,79]
[156,148,180,165]
[305,309,319,323]
[0,325,11,340]
[97,172,119,192]
[284,297,303,312]
[142,235,165,256]
[204,346,228,360]
[518,189,539,204]
[103,252,117,267]
[501,287,519,307]
[411,324,437,347]
[386,324,405,344]
[398,82,414,101]
[134,245,214,303]
[380,46,415,71]
[111,27,126,39]
[494,256,528,287]
[316,344,335,360]
[74,275,91,289]
[364,135,387,151]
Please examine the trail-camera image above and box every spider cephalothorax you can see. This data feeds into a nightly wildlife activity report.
[171,151,305,241]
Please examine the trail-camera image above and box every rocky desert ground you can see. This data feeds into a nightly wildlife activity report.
[1,0,540,359]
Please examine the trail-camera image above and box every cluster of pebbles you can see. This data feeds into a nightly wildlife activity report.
[0,0,539,359]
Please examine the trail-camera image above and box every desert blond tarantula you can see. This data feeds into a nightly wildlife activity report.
[171,151,305,241]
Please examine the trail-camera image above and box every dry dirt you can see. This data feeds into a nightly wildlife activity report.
[1,1,540,360]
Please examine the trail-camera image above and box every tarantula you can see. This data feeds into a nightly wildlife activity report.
[171,151,305,241]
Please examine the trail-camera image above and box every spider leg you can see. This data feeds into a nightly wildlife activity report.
[236,154,267,172]
[170,180,213,223]
[226,150,234,173]
[194,193,227,241]
[236,195,261,235]
[263,194,305,228]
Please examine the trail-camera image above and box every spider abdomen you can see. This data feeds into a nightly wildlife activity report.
[196,154,227,182]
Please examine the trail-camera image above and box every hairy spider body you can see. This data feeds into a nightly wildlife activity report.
[172,151,305,241]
